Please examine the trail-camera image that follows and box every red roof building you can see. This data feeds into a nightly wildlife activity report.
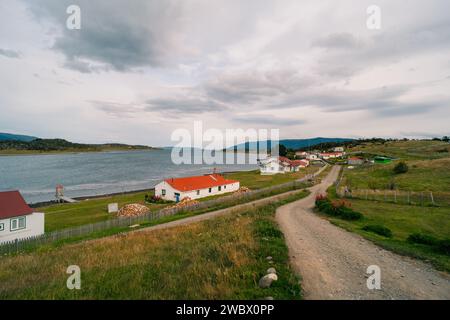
[0,191,34,220]
[165,174,239,192]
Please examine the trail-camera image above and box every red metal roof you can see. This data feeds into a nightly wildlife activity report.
[165,174,239,192]
[0,191,34,219]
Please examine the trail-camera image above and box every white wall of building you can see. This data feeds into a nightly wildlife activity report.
[0,212,45,244]
[155,181,240,201]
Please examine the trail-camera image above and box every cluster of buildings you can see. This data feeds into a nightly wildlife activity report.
[257,156,310,175]
[295,146,346,161]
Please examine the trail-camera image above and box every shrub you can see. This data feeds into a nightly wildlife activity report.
[362,225,392,238]
[315,195,362,220]
[437,239,450,255]
[393,161,408,174]
[407,233,438,246]
[338,207,363,220]
[146,195,165,203]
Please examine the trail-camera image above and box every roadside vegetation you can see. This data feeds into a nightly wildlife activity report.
[0,192,308,299]
[323,140,450,272]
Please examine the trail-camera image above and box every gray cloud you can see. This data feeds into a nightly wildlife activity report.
[24,0,188,72]
[312,33,363,50]
[233,115,305,126]
[0,48,21,58]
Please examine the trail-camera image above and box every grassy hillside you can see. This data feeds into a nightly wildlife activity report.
[343,158,450,192]
[0,138,155,155]
[347,140,450,160]
[0,192,308,300]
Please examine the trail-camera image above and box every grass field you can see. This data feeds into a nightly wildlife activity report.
[347,140,450,160]
[342,157,450,192]
[324,140,450,272]
[324,197,450,272]
[43,190,169,232]
[0,191,308,299]
[42,167,321,232]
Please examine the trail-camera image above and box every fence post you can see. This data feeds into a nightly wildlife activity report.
[430,191,435,206]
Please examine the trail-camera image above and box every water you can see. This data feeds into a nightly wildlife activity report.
[0,149,257,204]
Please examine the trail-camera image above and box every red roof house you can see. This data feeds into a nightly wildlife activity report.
[0,191,34,220]
[155,174,240,201]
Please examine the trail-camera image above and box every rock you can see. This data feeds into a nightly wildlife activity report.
[267,267,277,275]
[266,256,273,261]
[264,296,274,300]
[267,273,278,281]
[259,274,276,288]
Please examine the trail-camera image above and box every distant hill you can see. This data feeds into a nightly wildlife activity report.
[0,137,156,154]
[228,137,354,151]
[0,132,38,142]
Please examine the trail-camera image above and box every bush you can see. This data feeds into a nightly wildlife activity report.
[437,239,450,255]
[145,195,165,204]
[362,225,392,238]
[407,233,438,246]
[315,195,363,220]
[393,161,408,174]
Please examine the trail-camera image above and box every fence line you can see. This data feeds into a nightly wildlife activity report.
[336,187,450,207]
[0,166,327,256]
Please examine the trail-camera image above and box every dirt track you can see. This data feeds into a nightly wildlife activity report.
[276,166,450,300]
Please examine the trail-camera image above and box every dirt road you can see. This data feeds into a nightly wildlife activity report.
[276,166,450,299]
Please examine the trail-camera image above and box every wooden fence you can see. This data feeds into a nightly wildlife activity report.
[337,187,450,207]
[0,167,329,256]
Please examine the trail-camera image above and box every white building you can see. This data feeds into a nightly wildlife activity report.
[154,174,240,202]
[258,156,309,175]
[0,191,45,244]
[334,147,345,152]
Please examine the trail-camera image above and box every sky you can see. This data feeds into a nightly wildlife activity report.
[0,0,449,147]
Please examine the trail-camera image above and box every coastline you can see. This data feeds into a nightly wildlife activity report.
[0,147,162,157]
[28,169,248,208]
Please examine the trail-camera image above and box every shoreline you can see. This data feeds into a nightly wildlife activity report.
[28,169,251,208]
[0,148,162,157]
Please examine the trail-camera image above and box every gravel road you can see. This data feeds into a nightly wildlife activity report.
[276,166,450,300]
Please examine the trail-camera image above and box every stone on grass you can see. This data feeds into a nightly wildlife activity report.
[266,267,277,275]
[258,273,278,288]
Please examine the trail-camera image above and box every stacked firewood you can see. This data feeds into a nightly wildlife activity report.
[117,203,150,217]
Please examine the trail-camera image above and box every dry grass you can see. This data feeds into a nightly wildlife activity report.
[0,191,307,299]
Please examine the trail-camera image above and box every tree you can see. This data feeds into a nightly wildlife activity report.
[279,144,287,157]
[442,136,450,142]
[393,161,408,174]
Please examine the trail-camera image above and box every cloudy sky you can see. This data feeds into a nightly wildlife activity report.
[0,0,449,147]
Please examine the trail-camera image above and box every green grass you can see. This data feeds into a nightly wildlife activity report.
[323,195,450,272]
[42,190,169,232]
[0,191,308,299]
[347,140,450,160]
[343,158,450,192]
[225,166,320,190]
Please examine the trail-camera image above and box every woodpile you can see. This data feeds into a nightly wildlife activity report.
[117,203,149,217]
[168,197,199,209]
[235,186,251,194]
